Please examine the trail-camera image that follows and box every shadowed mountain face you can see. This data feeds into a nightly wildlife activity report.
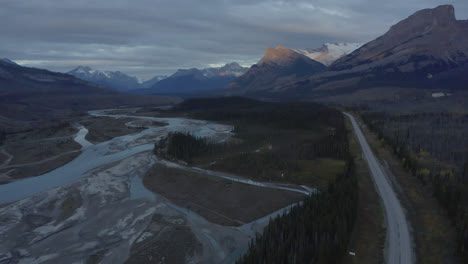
[331,5,468,72]
[133,62,248,95]
[224,46,326,95]
[1,62,115,97]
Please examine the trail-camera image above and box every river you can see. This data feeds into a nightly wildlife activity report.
[0,109,304,264]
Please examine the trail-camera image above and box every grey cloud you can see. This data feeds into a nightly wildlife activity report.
[1,0,467,80]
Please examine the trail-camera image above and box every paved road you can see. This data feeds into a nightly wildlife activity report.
[344,112,413,264]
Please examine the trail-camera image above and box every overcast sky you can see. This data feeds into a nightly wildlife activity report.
[1,0,467,80]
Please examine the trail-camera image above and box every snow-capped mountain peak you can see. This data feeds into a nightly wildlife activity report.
[218,62,248,76]
[68,66,141,91]
[202,62,249,78]
[169,62,248,80]
[294,42,363,66]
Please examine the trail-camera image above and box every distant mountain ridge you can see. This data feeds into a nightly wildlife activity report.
[135,62,249,94]
[294,43,363,66]
[170,62,247,79]
[0,61,113,96]
[68,66,144,91]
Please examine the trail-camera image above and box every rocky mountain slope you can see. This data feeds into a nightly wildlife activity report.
[331,5,467,72]
[224,46,326,95]
[294,43,363,66]
[309,5,468,92]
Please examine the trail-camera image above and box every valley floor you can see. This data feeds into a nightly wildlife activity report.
[0,109,309,264]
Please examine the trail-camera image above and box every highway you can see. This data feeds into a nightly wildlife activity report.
[344,112,414,264]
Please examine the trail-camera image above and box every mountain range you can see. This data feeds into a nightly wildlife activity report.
[225,5,468,100]
[3,4,468,113]
[67,66,167,91]
[134,62,248,95]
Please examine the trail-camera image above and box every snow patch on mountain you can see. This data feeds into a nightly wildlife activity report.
[140,75,167,88]
[295,43,363,66]
[170,62,248,80]
[198,62,248,78]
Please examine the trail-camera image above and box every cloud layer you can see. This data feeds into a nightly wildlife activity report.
[1,0,467,79]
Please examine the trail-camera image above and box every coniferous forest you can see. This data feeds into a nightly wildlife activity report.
[156,97,351,186]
